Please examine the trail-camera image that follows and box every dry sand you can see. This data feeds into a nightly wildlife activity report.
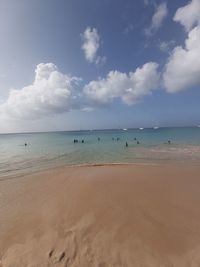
[1,163,200,266]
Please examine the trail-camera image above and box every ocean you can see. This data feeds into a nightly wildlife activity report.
[0,127,200,179]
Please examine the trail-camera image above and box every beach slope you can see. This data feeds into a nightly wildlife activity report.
[1,164,200,266]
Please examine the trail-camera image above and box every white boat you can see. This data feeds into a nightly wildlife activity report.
[139,127,144,130]
[153,126,159,129]
[123,128,127,131]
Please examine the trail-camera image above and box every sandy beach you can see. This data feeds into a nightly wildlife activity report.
[1,163,200,266]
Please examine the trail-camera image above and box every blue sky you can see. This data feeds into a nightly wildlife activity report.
[0,0,200,133]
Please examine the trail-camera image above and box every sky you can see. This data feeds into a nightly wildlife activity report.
[0,0,200,133]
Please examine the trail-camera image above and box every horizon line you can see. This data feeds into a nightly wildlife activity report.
[0,125,200,135]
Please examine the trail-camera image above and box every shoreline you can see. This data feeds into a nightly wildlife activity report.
[1,158,200,182]
[1,162,160,183]
[0,161,167,182]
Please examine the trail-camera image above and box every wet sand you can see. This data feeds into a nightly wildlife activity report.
[1,163,200,266]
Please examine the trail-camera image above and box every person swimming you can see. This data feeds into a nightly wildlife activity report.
[24,143,27,146]
[125,142,128,147]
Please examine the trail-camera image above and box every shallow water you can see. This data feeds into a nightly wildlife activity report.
[0,127,200,178]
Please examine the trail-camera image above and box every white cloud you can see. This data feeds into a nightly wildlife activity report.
[159,41,170,52]
[163,26,200,92]
[158,40,176,53]
[0,73,6,78]
[145,2,168,36]
[0,63,83,120]
[81,27,105,65]
[0,62,161,123]
[84,62,160,105]
[95,55,107,66]
[174,0,200,32]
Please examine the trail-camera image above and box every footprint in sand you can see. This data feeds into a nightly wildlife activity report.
[48,248,68,265]
[47,231,77,266]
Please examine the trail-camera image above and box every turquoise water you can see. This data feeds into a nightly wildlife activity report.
[0,127,200,179]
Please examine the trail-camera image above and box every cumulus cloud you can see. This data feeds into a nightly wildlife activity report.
[163,26,200,92]
[0,63,83,119]
[174,0,200,32]
[81,27,105,65]
[162,0,200,93]
[84,62,160,105]
[0,62,161,122]
[145,2,168,36]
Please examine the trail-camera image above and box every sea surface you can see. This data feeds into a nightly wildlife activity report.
[0,127,200,179]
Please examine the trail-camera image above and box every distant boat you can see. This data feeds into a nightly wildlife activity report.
[153,126,159,130]
[123,128,127,131]
[139,128,144,130]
